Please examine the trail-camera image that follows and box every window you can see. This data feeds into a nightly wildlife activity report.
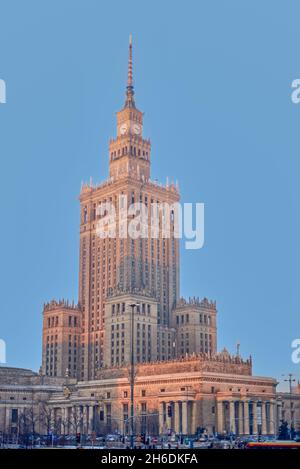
[11,409,18,423]
[106,404,112,425]
[83,207,88,223]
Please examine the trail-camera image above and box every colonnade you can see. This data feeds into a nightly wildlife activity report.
[217,399,276,435]
[1,398,281,437]
[53,404,99,434]
[158,401,196,435]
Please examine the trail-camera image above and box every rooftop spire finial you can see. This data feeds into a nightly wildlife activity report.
[125,34,135,108]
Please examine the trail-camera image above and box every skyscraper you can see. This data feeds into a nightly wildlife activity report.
[78,37,180,379]
[42,37,217,381]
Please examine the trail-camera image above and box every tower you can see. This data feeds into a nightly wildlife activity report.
[79,37,180,379]
[42,300,81,378]
[41,37,219,381]
[172,298,217,357]
[109,34,151,183]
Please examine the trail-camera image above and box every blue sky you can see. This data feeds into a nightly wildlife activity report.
[0,0,299,389]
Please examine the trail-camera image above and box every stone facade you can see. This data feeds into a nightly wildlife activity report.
[2,358,299,437]
[0,367,75,436]
[104,292,158,367]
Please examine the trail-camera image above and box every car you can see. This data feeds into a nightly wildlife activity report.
[106,434,119,442]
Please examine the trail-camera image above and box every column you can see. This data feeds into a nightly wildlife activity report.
[252,401,258,435]
[269,401,275,435]
[191,402,197,434]
[88,405,94,433]
[182,401,188,435]
[59,408,63,435]
[277,401,283,433]
[78,406,83,433]
[72,406,77,433]
[261,402,267,435]
[66,407,71,434]
[229,401,236,435]
[166,402,172,431]
[278,401,283,422]
[83,406,88,434]
[5,407,10,433]
[159,402,164,435]
[174,402,180,434]
[244,401,250,435]
[238,401,243,435]
[61,407,66,434]
[217,401,224,434]
[53,408,58,434]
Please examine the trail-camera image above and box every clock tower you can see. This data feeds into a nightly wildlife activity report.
[109,35,151,182]
[78,36,180,379]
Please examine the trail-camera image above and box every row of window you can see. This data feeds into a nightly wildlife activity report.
[111,303,152,316]
[111,146,149,159]
[46,315,78,328]
[176,313,212,326]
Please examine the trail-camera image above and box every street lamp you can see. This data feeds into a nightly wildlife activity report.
[129,302,140,450]
[283,373,296,439]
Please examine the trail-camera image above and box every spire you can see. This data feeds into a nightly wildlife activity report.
[125,34,135,108]
[128,33,133,88]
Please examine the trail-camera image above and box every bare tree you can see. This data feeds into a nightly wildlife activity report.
[68,407,82,434]
[18,409,30,436]
[147,412,159,436]
[26,406,39,435]
[39,403,53,435]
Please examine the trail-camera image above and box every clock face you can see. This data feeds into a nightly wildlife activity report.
[120,123,128,135]
[133,124,141,135]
